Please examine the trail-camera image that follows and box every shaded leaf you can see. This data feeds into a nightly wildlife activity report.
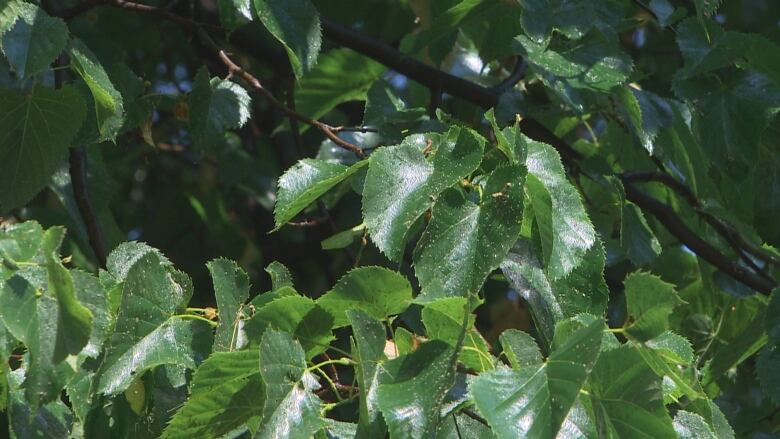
[519,0,595,42]
[251,295,333,358]
[621,201,662,266]
[295,48,385,121]
[254,0,321,78]
[0,85,86,212]
[422,297,495,372]
[1,3,67,78]
[265,261,294,291]
[623,272,683,342]
[45,253,92,363]
[189,67,251,152]
[499,329,542,369]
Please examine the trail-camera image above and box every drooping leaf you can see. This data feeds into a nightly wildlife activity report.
[253,0,322,78]
[96,252,212,395]
[274,159,367,229]
[45,252,92,363]
[470,318,604,439]
[524,136,596,279]
[68,38,124,142]
[616,87,674,155]
[362,127,486,261]
[0,85,86,212]
[621,201,662,266]
[0,3,67,78]
[414,165,525,301]
[162,350,264,439]
[317,266,412,328]
[347,310,387,438]
[189,67,251,152]
[257,329,326,439]
[208,258,250,352]
[295,48,386,121]
[623,272,683,342]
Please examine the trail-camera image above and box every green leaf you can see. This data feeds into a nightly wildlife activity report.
[45,253,92,363]
[421,297,495,371]
[486,109,527,164]
[294,48,385,121]
[217,0,253,29]
[470,318,604,438]
[189,67,251,152]
[514,33,631,93]
[274,159,367,229]
[767,288,780,343]
[97,252,212,395]
[70,270,111,360]
[673,410,718,439]
[757,344,780,404]
[519,0,595,42]
[162,350,264,439]
[0,221,43,264]
[265,261,294,291]
[253,0,321,78]
[257,329,326,439]
[414,165,525,301]
[208,258,250,352]
[0,3,67,78]
[7,369,73,438]
[68,38,125,142]
[525,136,596,279]
[0,85,86,212]
[405,0,497,54]
[499,329,542,369]
[589,345,677,438]
[317,266,412,328]
[363,128,486,261]
[251,295,333,358]
[616,87,673,155]
[0,266,73,407]
[621,201,662,266]
[623,272,683,342]
[347,310,387,438]
[376,340,459,438]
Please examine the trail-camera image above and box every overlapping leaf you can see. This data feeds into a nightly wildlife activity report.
[257,329,326,439]
[414,165,525,301]
[0,2,67,78]
[317,266,412,328]
[362,127,486,261]
[189,68,251,152]
[162,350,264,439]
[208,258,250,351]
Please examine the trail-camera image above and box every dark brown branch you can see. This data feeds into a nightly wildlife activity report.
[623,171,780,271]
[490,57,526,94]
[90,0,364,157]
[622,180,775,294]
[68,149,109,267]
[52,53,108,267]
